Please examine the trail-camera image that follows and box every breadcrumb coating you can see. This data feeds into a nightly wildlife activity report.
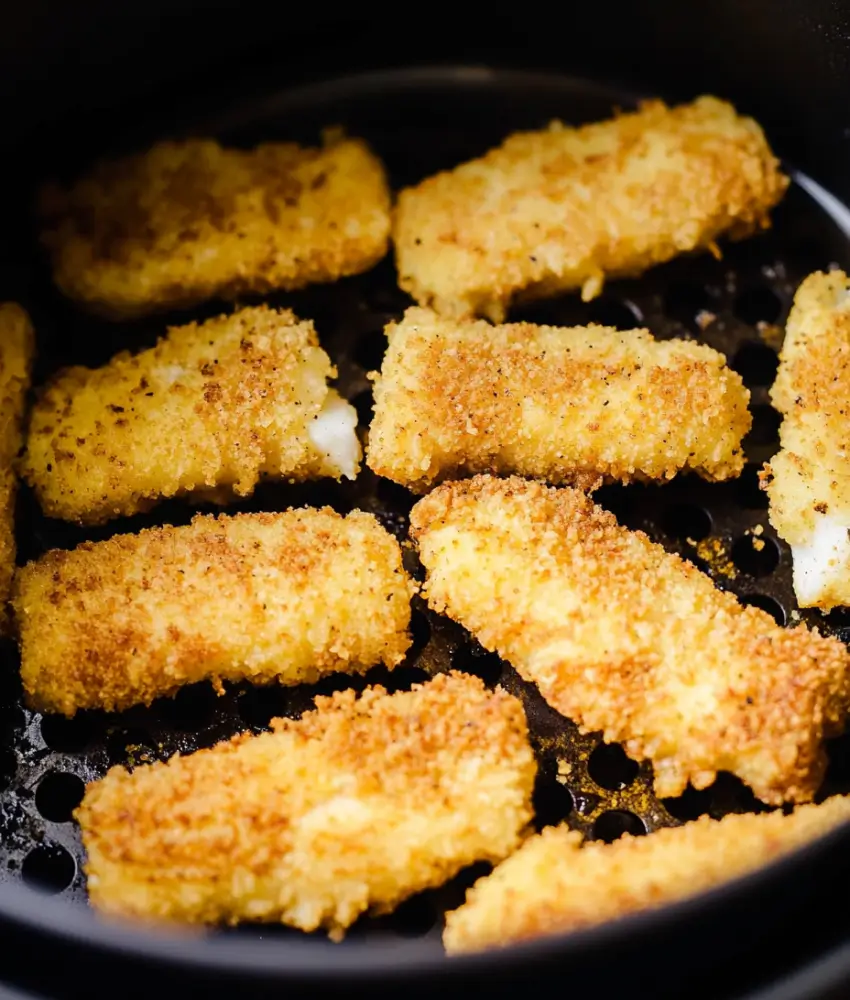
[14,508,415,716]
[0,304,35,634]
[367,307,750,491]
[410,476,850,805]
[763,270,850,609]
[75,672,537,937]
[39,134,391,319]
[21,305,361,525]
[394,96,788,321]
[443,795,850,953]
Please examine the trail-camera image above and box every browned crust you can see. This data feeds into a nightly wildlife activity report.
[367,306,750,490]
[410,475,850,804]
[394,96,788,321]
[75,671,537,937]
[443,795,850,953]
[13,508,415,716]
[39,133,391,319]
[763,269,850,607]
[21,305,359,525]
[0,303,35,635]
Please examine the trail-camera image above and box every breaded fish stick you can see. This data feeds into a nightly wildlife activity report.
[410,476,850,805]
[0,304,35,634]
[75,672,536,936]
[763,270,850,610]
[14,508,415,716]
[443,796,850,953]
[367,307,750,491]
[22,305,360,525]
[394,96,788,322]
[39,133,391,319]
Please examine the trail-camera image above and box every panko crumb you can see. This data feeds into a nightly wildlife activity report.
[39,133,391,319]
[394,96,788,321]
[76,671,537,937]
[367,307,750,491]
[410,476,850,805]
[22,305,361,525]
[764,270,850,609]
[0,304,35,634]
[444,795,850,953]
[14,508,416,716]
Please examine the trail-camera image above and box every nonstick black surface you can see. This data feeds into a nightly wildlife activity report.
[2,70,850,956]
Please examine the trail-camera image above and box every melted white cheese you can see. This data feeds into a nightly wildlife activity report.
[308,391,360,479]
[792,515,850,608]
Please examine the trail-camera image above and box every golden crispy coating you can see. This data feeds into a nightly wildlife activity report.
[410,476,850,805]
[763,270,850,609]
[367,307,750,491]
[444,795,850,953]
[76,671,536,936]
[0,304,35,634]
[39,134,391,319]
[394,96,788,322]
[14,508,415,716]
[21,305,361,525]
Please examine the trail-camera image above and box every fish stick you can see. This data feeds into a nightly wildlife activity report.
[13,508,415,716]
[394,96,788,322]
[75,671,537,936]
[367,307,750,491]
[763,270,850,610]
[410,476,850,805]
[443,795,850,953]
[0,304,35,634]
[38,133,391,319]
[21,305,361,525]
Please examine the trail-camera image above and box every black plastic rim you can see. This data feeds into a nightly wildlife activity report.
[2,818,850,980]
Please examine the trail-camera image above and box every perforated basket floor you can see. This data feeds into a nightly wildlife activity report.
[1,69,850,952]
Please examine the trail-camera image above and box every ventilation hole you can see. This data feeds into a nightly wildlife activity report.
[588,742,640,791]
[735,286,782,325]
[35,771,85,822]
[450,642,503,685]
[731,342,779,388]
[532,769,574,830]
[662,503,712,542]
[22,843,76,894]
[353,389,374,426]
[825,607,850,630]
[238,686,289,730]
[593,810,647,843]
[40,714,95,753]
[390,894,438,937]
[160,684,217,730]
[354,330,387,373]
[744,405,781,448]
[0,747,16,792]
[587,296,641,329]
[731,535,780,578]
[663,785,713,822]
[741,594,786,625]
[106,727,158,768]
[664,280,711,328]
[736,464,770,510]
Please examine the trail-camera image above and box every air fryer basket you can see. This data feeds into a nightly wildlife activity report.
[4,57,850,1000]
